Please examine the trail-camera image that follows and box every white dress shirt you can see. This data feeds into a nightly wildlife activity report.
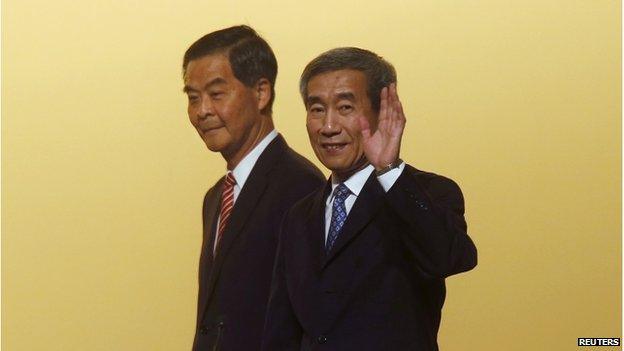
[324,162,406,242]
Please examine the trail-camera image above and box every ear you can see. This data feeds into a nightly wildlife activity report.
[255,78,272,112]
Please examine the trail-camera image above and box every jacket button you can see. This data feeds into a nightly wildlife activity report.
[317,335,327,344]
[199,326,208,334]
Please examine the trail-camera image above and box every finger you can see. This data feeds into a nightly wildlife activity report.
[396,100,406,130]
[391,83,399,110]
[389,82,397,102]
[386,84,396,123]
[384,83,398,131]
[378,87,388,121]
[397,97,405,118]
[392,83,404,121]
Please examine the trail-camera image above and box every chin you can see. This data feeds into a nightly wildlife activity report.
[204,140,227,153]
[323,162,353,175]
[202,135,231,152]
[317,157,339,171]
[325,159,368,178]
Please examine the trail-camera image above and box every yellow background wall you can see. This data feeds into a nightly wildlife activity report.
[2,0,620,350]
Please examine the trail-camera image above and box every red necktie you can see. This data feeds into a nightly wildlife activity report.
[214,172,236,254]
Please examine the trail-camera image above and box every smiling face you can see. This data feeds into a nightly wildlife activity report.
[305,69,376,179]
[184,53,266,166]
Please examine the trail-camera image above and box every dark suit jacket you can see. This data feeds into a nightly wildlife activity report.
[262,165,477,351]
[193,135,325,351]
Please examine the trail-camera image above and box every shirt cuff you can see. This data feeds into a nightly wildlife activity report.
[376,162,405,192]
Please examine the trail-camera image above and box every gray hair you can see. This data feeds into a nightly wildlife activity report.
[299,47,397,113]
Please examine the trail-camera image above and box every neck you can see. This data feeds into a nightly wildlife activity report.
[224,116,274,170]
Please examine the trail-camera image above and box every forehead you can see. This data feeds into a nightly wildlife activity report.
[306,69,368,100]
[184,53,234,85]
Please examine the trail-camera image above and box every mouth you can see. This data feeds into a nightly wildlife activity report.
[201,125,224,134]
[320,142,348,153]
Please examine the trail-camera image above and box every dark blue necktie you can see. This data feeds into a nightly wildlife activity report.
[326,183,351,252]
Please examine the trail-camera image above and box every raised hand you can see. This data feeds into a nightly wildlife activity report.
[358,83,406,170]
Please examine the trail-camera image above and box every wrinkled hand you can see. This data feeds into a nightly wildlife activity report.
[358,83,406,170]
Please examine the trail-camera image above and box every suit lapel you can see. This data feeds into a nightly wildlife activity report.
[204,181,223,262]
[304,180,332,272]
[201,135,288,321]
[322,173,384,269]
[197,182,222,324]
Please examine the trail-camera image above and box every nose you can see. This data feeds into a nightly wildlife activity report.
[197,97,215,120]
[319,110,341,137]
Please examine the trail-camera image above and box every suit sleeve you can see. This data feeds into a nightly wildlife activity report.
[261,210,303,351]
[384,167,477,278]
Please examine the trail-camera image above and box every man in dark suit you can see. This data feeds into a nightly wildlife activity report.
[182,26,325,351]
[262,47,477,351]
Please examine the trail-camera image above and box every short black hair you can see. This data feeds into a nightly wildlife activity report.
[183,25,278,115]
[299,47,397,113]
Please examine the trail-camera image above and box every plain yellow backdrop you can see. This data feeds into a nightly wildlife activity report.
[2,0,621,350]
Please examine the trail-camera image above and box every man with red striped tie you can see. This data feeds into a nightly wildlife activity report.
[182,25,324,351]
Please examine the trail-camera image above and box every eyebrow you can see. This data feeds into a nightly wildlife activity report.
[335,92,356,101]
[182,77,227,94]
[305,92,357,107]
[305,96,323,107]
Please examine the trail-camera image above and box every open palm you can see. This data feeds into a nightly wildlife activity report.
[359,83,406,170]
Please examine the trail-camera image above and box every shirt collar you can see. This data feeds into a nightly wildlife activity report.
[230,130,278,189]
[329,164,374,199]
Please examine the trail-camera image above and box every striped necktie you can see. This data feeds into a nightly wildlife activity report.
[214,172,236,254]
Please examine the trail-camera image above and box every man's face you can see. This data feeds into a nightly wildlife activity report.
[305,69,376,177]
[184,54,261,157]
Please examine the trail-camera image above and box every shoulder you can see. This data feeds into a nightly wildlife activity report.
[402,164,463,194]
[394,164,465,210]
[260,134,325,183]
[280,187,322,232]
[268,145,326,194]
[291,186,322,212]
[278,146,325,180]
[255,140,326,208]
[202,177,223,206]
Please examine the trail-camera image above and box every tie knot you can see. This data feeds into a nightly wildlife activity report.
[224,172,237,186]
[333,183,351,201]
